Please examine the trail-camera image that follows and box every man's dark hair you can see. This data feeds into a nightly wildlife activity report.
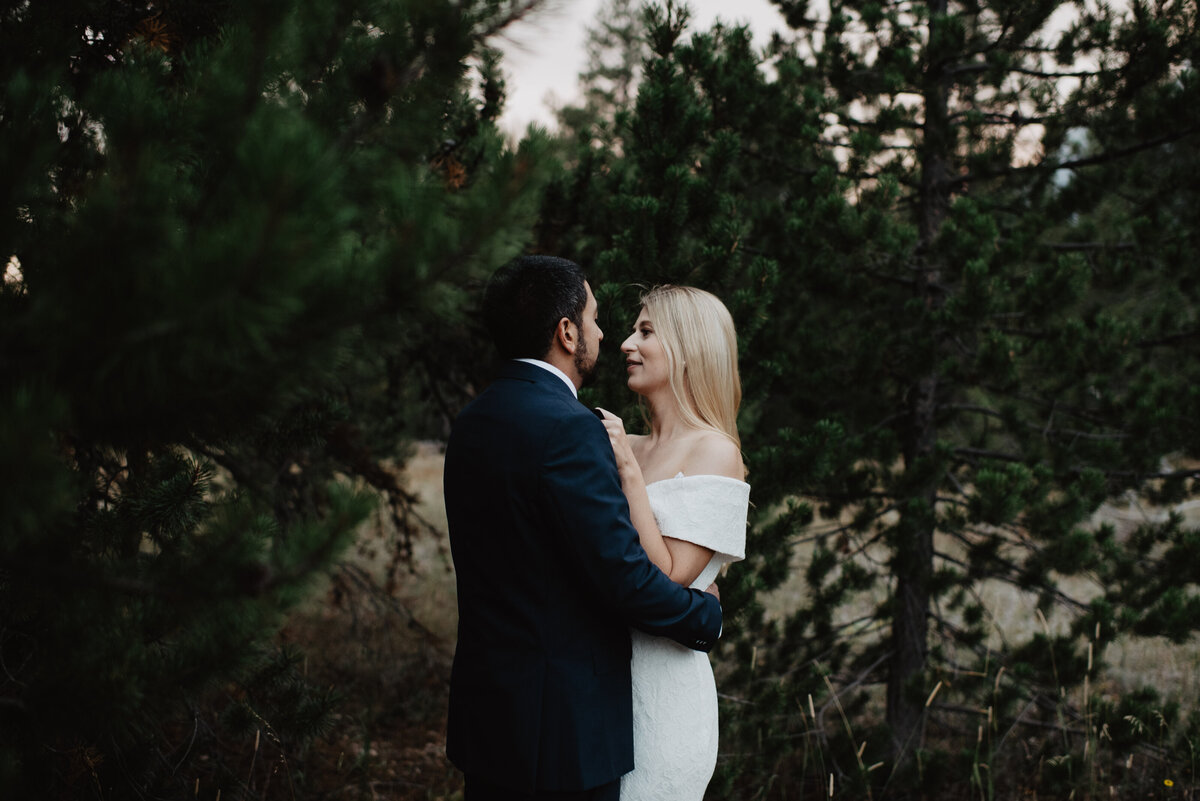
[483,255,589,360]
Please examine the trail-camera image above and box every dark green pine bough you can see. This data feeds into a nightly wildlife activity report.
[0,0,552,797]
[543,0,1200,796]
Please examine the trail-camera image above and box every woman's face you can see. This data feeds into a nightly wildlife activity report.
[621,307,670,396]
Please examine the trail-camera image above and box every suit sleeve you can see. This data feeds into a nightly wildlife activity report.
[540,413,723,651]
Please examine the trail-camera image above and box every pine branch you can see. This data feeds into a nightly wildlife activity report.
[949,395,1130,441]
[934,542,1091,612]
[945,400,1123,443]
[1135,328,1200,348]
[822,138,919,153]
[842,527,891,565]
[843,264,919,288]
[927,611,1011,665]
[950,124,1200,185]
[954,447,1025,463]
[948,62,991,78]
[1002,46,1063,55]
[763,617,889,690]
[1040,241,1137,251]
[791,507,896,544]
[334,564,449,652]
[1048,428,1128,442]
[949,110,1060,127]
[839,114,924,131]
[184,441,259,493]
[422,356,466,433]
[981,387,1111,427]
[1012,65,1108,80]
[738,144,821,177]
[966,579,1014,651]
[967,521,1039,553]
[993,323,1053,340]
[475,0,548,41]
[326,423,412,501]
[818,650,893,724]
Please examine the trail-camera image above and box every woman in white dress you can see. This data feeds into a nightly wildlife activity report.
[596,285,749,801]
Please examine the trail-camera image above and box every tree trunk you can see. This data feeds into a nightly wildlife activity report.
[886,0,953,772]
[888,379,937,759]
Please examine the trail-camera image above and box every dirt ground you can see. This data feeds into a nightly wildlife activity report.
[282,442,462,800]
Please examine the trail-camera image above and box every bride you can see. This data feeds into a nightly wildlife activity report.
[597,285,749,800]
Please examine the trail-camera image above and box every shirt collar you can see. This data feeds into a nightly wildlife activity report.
[514,358,578,398]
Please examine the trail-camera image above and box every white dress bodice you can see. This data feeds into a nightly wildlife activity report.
[622,474,749,801]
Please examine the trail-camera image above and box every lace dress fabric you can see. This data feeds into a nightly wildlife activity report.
[621,474,750,801]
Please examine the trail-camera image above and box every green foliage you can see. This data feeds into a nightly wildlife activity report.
[544,0,1200,796]
[0,0,550,797]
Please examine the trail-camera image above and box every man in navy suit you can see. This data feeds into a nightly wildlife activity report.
[444,256,723,800]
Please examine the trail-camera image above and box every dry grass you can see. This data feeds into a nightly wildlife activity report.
[757,494,1200,708]
[282,444,1200,799]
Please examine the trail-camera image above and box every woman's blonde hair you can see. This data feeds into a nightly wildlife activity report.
[639,285,741,449]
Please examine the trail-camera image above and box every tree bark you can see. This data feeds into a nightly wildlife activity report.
[887,0,952,772]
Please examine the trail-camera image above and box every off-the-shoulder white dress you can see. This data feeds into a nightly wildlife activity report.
[621,473,750,801]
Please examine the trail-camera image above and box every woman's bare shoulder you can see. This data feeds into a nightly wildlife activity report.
[683,431,744,481]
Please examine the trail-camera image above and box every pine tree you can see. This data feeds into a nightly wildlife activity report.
[755,0,1200,789]
[541,0,1200,795]
[540,2,783,419]
[555,0,651,149]
[0,1,552,797]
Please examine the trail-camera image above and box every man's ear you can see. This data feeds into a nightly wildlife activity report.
[554,317,578,355]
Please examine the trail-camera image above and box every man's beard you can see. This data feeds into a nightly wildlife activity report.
[575,339,599,388]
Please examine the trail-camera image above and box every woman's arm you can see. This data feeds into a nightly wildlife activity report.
[596,410,714,586]
[535,411,722,650]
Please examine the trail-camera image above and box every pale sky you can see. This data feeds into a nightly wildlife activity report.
[494,0,788,134]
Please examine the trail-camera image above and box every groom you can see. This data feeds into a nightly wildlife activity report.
[444,255,723,800]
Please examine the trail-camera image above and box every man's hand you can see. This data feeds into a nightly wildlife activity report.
[705,582,719,602]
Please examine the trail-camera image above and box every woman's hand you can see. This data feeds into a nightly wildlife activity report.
[595,407,642,485]
[594,407,716,586]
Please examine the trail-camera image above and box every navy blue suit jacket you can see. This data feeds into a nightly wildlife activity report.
[444,360,723,793]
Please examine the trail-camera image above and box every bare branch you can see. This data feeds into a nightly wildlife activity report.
[839,114,924,131]
[1104,467,1200,481]
[951,124,1200,185]
[1008,66,1107,79]
[979,387,1110,427]
[1040,241,1137,251]
[940,403,1005,419]
[789,506,897,545]
[949,110,1056,127]
[954,447,1025,463]
[934,543,1091,612]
